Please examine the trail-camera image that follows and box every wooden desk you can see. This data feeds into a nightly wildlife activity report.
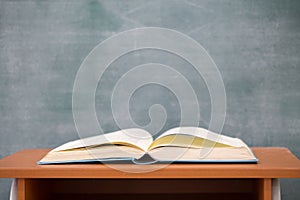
[0,147,299,200]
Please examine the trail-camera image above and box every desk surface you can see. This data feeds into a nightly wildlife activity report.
[0,147,299,179]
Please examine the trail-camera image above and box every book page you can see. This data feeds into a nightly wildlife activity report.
[148,134,232,150]
[39,145,145,164]
[152,127,245,149]
[53,128,153,152]
[149,146,256,161]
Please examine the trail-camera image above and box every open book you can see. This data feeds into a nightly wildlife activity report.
[38,127,258,164]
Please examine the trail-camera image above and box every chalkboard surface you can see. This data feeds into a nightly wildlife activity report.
[0,0,299,199]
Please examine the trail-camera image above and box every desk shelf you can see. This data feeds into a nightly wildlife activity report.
[17,178,262,200]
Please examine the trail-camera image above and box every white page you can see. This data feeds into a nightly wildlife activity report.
[53,128,153,152]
